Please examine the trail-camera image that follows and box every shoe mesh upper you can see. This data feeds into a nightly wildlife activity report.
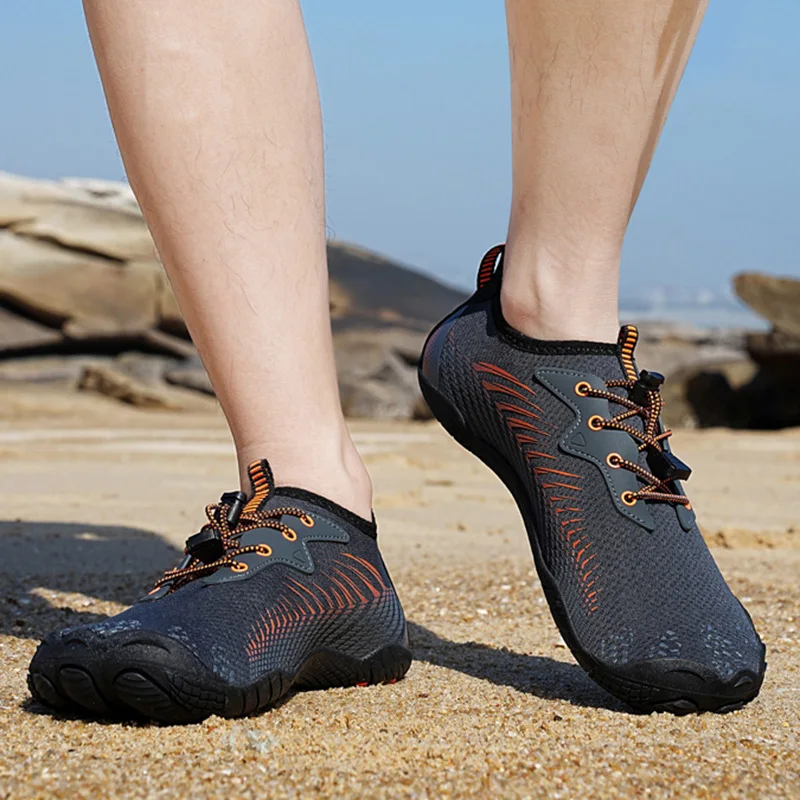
[434,294,762,677]
[55,493,406,686]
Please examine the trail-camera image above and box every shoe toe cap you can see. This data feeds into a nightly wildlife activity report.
[28,625,224,723]
[594,649,766,714]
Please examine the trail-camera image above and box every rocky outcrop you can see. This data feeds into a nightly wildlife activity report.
[734,273,800,338]
[335,329,429,420]
[78,363,181,410]
[733,272,800,428]
[327,244,465,333]
[165,358,215,396]
[0,305,63,354]
[0,232,163,335]
[3,170,797,428]
[0,172,464,418]
[660,358,757,429]
[643,275,800,430]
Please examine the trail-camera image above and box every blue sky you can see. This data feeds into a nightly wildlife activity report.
[1,1,798,295]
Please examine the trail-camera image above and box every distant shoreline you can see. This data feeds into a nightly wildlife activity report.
[620,306,768,331]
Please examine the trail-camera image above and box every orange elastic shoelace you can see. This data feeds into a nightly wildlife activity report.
[576,376,692,508]
[153,500,314,591]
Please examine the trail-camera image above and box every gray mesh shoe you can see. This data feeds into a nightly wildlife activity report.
[28,460,410,724]
[419,244,766,714]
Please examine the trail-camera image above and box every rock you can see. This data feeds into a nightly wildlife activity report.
[328,243,465,332]
[661,350,800,430]
[334,329,425,375]
[59,177,141,212]
[745,330,800,371]
[738,370,800,429]
[334,338,394,381]
[340,377,417,420]
[115,352,176,387]
[0,171,152,261]
[78,364,181,410]
[387,331,426,367]
[11,202,155,262]
[0,172,78,225]
[370,351,419,393]
[635,340,746,380]
[737,331,800,428]
[142,329,198,359]
[0,306,62,355]
[338,353,422,420]
[165,359,214,395]
[0,356,109,387]
[661,359,757,428]
[0,231,160,333]
[334,328,425,419]
[0,171,470,419]
[412,392,434,421]
[734,272,800,337]
[153,269,186,336]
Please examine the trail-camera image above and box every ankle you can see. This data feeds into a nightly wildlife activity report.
[237,431,373,521]
[500,239,621,343]
[500,288,620,343]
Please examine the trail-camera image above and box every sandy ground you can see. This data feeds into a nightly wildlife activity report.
[0,384,798,799]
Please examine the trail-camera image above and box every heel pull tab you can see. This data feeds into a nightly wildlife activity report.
[477,244,505,290]
[243,459,275,514]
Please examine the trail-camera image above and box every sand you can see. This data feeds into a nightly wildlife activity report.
[0,384,798,799]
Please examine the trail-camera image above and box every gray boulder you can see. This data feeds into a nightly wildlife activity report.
[0,231,161,334]
[165,358,215,395]
[734,272,800,337]
[0,305,62,355]
[78,363,181,410]
[335,329,425,419]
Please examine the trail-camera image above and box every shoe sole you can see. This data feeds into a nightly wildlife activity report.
[28,634,412,725]
[420,372,765,714]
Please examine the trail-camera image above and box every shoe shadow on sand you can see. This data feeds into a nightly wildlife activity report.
[0,519,182,642]
[407,622,624,711]
[3,519,622,715]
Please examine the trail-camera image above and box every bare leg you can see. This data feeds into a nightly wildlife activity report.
[82,1,371,517]
[503,0,707,342]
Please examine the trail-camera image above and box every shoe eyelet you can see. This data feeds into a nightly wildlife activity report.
[607,453,622,469]
[621,491,638,507]
[300,514,315,528]
[588,415,604,431]
[256,544,272,557]
[231,562,249,573]
[575,381,592,397]
[282,529,298,542]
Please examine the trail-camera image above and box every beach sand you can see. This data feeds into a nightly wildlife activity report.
[0,384,798,799]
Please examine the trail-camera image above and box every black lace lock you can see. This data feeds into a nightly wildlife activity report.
[647,448,692,482]
[630,370,665,406]
[220,491,247,527]
[185,528,225,564]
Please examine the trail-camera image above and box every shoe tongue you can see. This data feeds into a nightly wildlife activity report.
[243,459,275,513]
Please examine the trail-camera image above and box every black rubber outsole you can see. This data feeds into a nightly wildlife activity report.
[419,371,766,715]
[28,634,412,725]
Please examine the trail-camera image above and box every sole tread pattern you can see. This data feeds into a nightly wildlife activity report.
[58,666,110,714]
[114,671,188,721]
[29,642,412,725]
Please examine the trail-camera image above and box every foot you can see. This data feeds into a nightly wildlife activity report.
[28,460,411,724]
[419,245,766,714]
